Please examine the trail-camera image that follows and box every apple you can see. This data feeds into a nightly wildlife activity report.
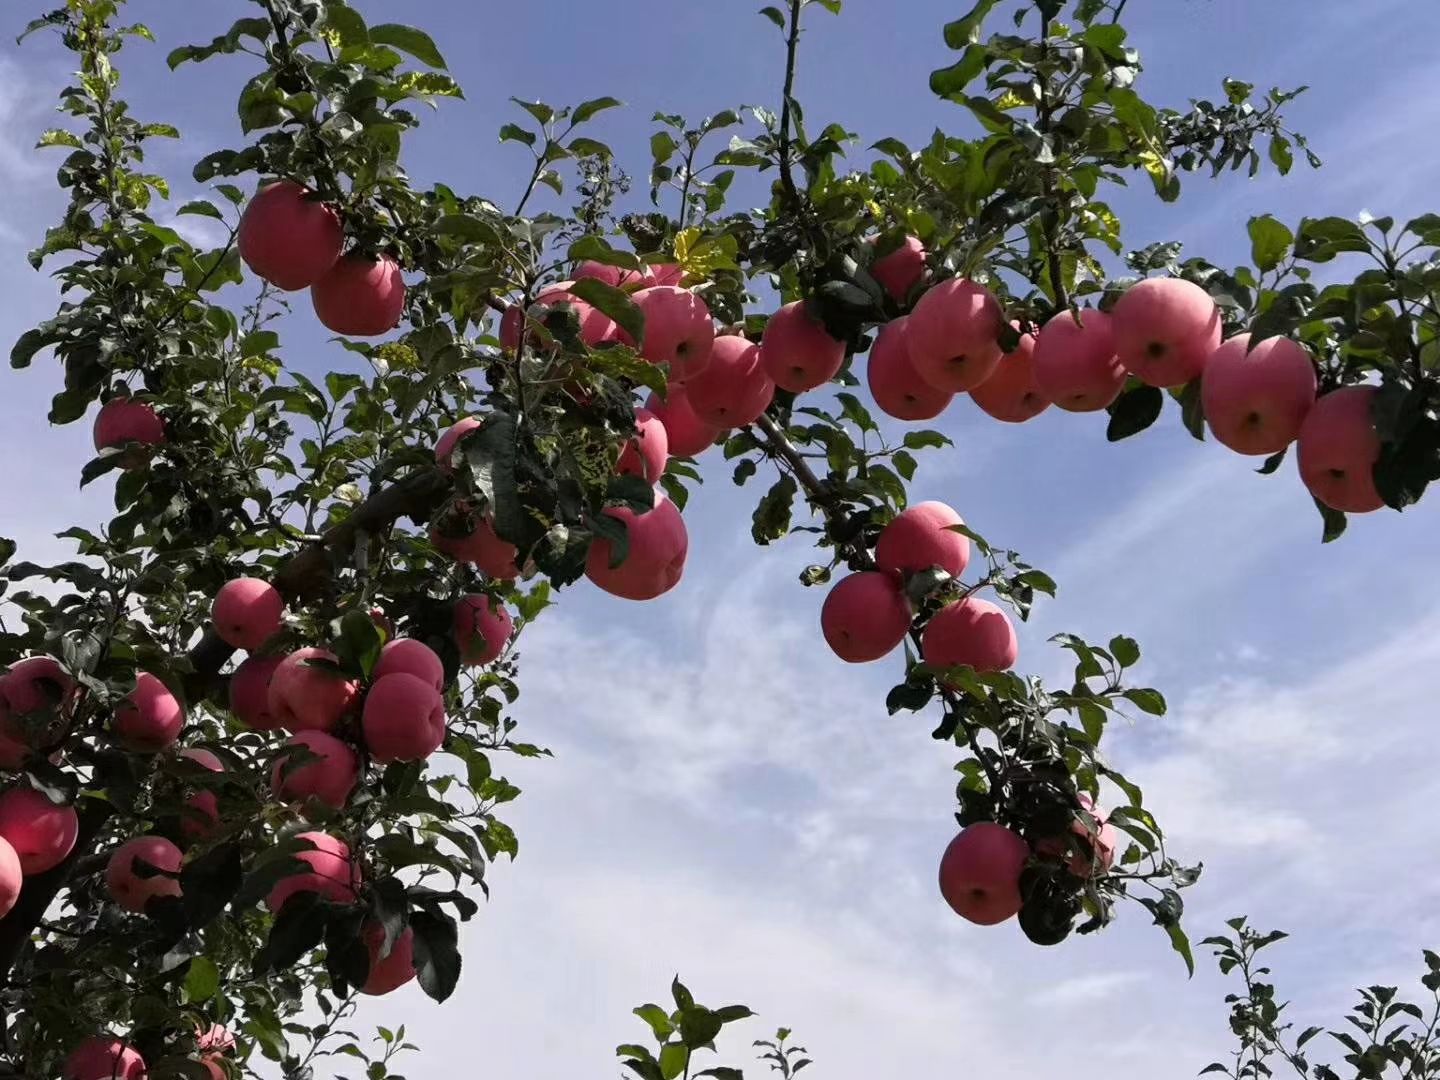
[0,734,27,772]
[362,673,447,762]
[229,654,285,731]
[237,180,343,291]
[62,1037,147,1080]
[585,492,689,601]
[499,304,523,351]
[684,335,776,427]
[645,388,722,458]
[268,648,359,733]
[454,594,513,666]
[265,831,359,912]
[1111,277,1222,388]
[105,835,183,914]
[635,286,715,381]
[361,921,418,996]
[0,836,20,919]
[0,786,79,874]
[575,260,644,288]
[435,416,483,472]
[1202,333,1317,455]
[211,577,284,652]
[875,501,970,580]
[922,597,1018,676]
[430,507,522,580]
[93,399,165,464]
[113,672,185,753]
[197,1025,235,1055]
[617,406,670,483]
[760,301,846,393]
[820,572,912,663]
[271,730,359,810]
[937,822,1030,925]
[311,253,406,337]
[1297,384,1385,513]
[1032,308,1125,412]
[0,656,76,747]
[906,278,1005,392]
[870,235,927,303]
[643,263,686,287]
[865,317,954,421]
[373,639,445,692]
[535,283,621,346]
[178,747,224,842]
[1035,794,1118,878]
[970,327,1049,423]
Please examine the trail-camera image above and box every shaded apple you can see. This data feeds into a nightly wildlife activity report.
[585,493,689,601]
[453,594,513,666]
[0,836,19,919]
[62,1037,147,1080]
[645,388,722,458]
[1297,384,1385,513]
[311,253,406,337]
[617,406,670,483]
[866,317,953,421]
[869,235,926,303]
[0,655,77,747]
[93,399,165,464]
[229,654,285,731]
[114,672,185,753]
[938,822,1030,925]
[434,416,483,472]
[922,597,1018,676]
[178,747,224,843]
[271,730,359,810]
[0,786,80,874]
[265,831,359,912]
[969,327,1049,423]
[760,301,846,393]
[105,835,183,914]
[429,507,521,580]
[267,648,359,733]
[361,921,417,996]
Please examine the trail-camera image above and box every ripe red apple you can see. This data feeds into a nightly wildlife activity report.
[761,301,846,393]
[1297,385,1385,513]
[0,786,80,874]
[229,654,285,730]
[362,673,446,762]
[211,577,284,652]
[645,388,722,457]
[361,921,418,996]
[970,327,1049,423]
[865,317,953,421]
[875,502,970,580]
[271,730,359,810]
[93,399,165,464]
[617,406,670,483]
[105,835,183,914]
[311,253,406,337]
[1032,308,1125,412]
[820,572,912,663]
[454,595,513,666]
[499,304,523,351]
[1111,277,1222,388]
[113,672,185,753]
[0,734,26,772]
[62,1037,147,1080]
[1202,333,1317,455]
[0,836,20,919]
[585,493,689,601]
[430,508,521,580]
[178,747,224,842]
[635,286,715,381]
[685,335,775,427]
[643,263,686,287]
[196,1025,235,1055]
[237,180,343,291]
[906,278,1005,392]
[268,648,359,733]
[435,416,483,472]
[373,639,445,692]
[265,831,358,912]
[922,597,1018,676]
[1035,794,1118,878]
[937,822,1030,925]
[575,260,648,289]
[535,283,621,346]
[0,655,77,747]
[870,235,927,303]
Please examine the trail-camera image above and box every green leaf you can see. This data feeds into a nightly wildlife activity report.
[1122,688,1167,716]
[634,1004,674,1039]
[759,6,786,28]
[184,956,220,1004]
[512,98,555,126]
[943,0,998,47]
[1247,214,1293,273]
[369,23,448,69]
[177,199,225,221]
[568,278,646,346]
[1315,498,1347,543]
[1165,921,1196,977]
[36,128,82,150]
[410,910,463,1003]
[659,1043,690,1080]
[902,430,952,450]
[1293,216,1371,263]
[1109,635,1140,668]
[751,475,797,545]
[1105,383,1163,441]
[499,123,536,147]
[572,96,623,124]
[929,48,987,100]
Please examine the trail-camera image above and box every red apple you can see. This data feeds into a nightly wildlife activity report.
[870,235,927,304]
[105,835,183,914]
[178,747,224,843]
[585,493,689,601]
[0,656,77,747]
[362,673,446,762]
[535,283,621,346]
[93,399,165,463]
[196,1025,235,1055]
[271,730,359,810]
[866,317,954,421]
[453,595,513,666]
[211,577,284,652]
[373,639,445,692]
[435,416,483,472]
[906,278,1005,392]
[0,786,80,875]
[635,286,715,381]
[229,654,285,731]
[1111,277,1222,388]
[0,734,27,772]
[643,263,686,287]
[970,328,1049,423]
[645,388,722,457]
[938,822,1030,926]
[1201,334,1317,455]
[238,180,343,291]
[114,672,185,753]
[430,508,522,580]
[265,831,358,912]
[922,597,1018,676]
[0,836,20,919]
[268,648,359,733]
[311,253,406,337]
[761,301,846,393]
[1035,794,1118,878]
[62,1037,147,1080]
[820,572,912,663]
[499,304,523,351]
[685,335,775,427]
[1297,385,1385,513]
[875,502,970,580]
[1032,308,1125,412]
[361,922,417,996]
[617,407,670,483]
[575,260,646,288]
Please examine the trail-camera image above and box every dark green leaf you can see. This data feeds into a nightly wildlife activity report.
[369,24,448,69]
[1106,383,1163,441]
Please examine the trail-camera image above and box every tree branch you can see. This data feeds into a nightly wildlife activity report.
[775,0,805,209]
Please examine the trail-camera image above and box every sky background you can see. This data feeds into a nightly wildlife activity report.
[3,1,1440,1077]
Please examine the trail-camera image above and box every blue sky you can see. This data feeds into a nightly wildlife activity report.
[3,1,1440,1077]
